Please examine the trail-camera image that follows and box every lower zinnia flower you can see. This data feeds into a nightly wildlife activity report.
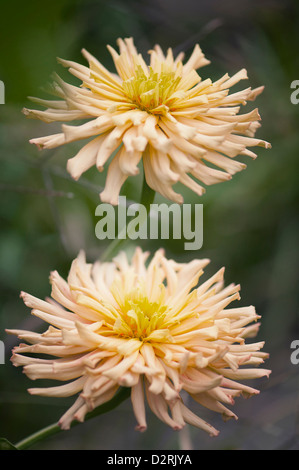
[7,248,270,435]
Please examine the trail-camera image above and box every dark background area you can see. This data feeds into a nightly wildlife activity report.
[0,0,299,450]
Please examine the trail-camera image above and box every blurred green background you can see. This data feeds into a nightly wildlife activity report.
[0,0,299,450]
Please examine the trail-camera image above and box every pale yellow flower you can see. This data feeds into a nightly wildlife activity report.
[7,248,270,435]
[24,38,271,205]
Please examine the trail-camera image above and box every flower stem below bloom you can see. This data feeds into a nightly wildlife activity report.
[140,173,156,214]
[100,174,155,262]
[15,387,131,450]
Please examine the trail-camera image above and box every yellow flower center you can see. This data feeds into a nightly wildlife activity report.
[122,65,181,115]
[114,288,168,341]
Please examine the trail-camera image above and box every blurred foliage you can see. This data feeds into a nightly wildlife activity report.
[0,0,299,450]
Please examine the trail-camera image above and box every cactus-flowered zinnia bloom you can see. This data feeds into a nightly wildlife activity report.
[7,248,270,435]
[24,38,270,205]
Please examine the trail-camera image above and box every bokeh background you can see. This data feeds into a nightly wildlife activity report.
[0,0,299,450]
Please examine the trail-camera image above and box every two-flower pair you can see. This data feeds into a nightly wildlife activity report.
[8,38,271,436]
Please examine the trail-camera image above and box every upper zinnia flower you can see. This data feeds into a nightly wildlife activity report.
[23,38,271,205]
[7,248,270,435]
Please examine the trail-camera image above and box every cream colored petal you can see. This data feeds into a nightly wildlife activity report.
[29,376,86,397]
[23,107,88,123]
[62,115,114,143]
[29,133,66,150]
[96,123,131,170]
[216,368,271,380]
[102,350,139,380]
[146,386,183,430]
[58,396,86,430]
[143,147,183,204]
[131,378,147,432]
[182,44,210,74]
[180,402,219,436]
[100,149,128,205]
[203,151,247,175]
[67,134,107,180]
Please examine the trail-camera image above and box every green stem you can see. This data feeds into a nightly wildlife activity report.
[15,387,131,450]
[100,175,155,262]
[140,174,156,213]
